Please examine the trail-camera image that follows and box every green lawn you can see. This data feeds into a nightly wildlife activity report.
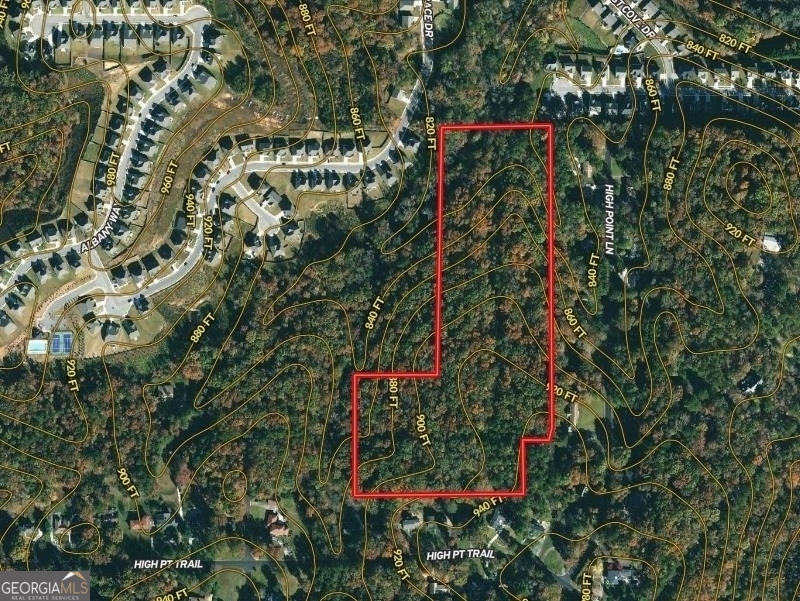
[607,153,624,179]
[568,17,610,53]
[577,392,606,430]
[387,97,408,118]
[82,141,101,165]
[211,569,251,601]
[531,69,552,91]
[535,535,566,575]
[248,503,267,521]
[568,0,619,48]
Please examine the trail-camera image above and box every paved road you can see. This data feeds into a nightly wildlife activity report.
[25,1,213,220]
[25,1,206,36]
[598,0,676,81]
[38,250,113,331]
[650,39,676,82]
[244,198,281,236]
[17,2,212,331]
[34,124,416,329]
[107,4,214,204]
[212,559,273,570]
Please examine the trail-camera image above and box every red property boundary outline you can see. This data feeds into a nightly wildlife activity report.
[351,122,555,499]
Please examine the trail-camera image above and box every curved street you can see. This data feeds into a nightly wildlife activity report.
[19,2,428,336]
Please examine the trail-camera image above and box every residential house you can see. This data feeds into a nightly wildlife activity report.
[610,58,627,87]
[606,569,634,585]
[762,234,781,252]
[362,167,377,188]
[305,138,321,157]
[194,66,218,90]
[557,55,575,80]
[591,0,607,17]
[714,65,733,89]
[127,82,144,103]
[6,239,22,256]
[265,500,290,538]
[244,230,262,251]
[543,54,561,71]
[602,12,619,32]
[269,522,290,537]
[165,87,180,106]
[428,581,450,596]
[20,526,43,543]
[289,138,305,158]
[400,515,421,534]
[490,509,507,532]
[42,223,59,244]
[255,136,272,152]
[133,294,149,312]
[398,0,421,27]
[102,320,121,341]
[578,55,594,86]
[780,67,794,88]
[324,169,342,190]
[75,297,96,321]
[6,292,22,311]
[122,318,139,340]
[65,249,81,269]
[26,229,43,249]
[15,278,33,297]
[129,515,153,532]
[640,0,659,18]
[141,253,159,273]
[279,196,294,217]
[31,259,48,277]
[309,169,324,190]
[53,513,73,545]
[48,253,64,273]
[263,187,283,208]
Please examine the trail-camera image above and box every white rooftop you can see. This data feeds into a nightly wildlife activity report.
[762,235,781,252]
[26,339,48,354]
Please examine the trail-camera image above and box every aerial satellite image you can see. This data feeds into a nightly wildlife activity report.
[0,0,799,599]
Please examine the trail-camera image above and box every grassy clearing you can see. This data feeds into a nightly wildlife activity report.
[151,257,216,312]
[296,190,349,218]
[67,164,97,217]
[536,534,566,575]
[277,570,300,598]
[386,97,407,117]
[568,0,619,47]
[568,17,610,52]
[235,201,259,228]
[607,153,624,179]
[248,503,266,521]
[153,468,179,500]
[530,69,551,91]
[577,391,606,430]
[211,569,251,600]
[82,141,101,165]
